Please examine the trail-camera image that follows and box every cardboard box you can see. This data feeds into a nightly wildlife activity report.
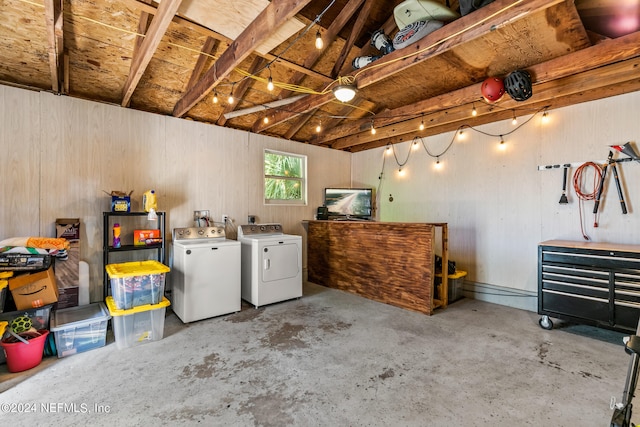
[107,190,133,212]
[133,229,161,246]
[56,218,80,309]
[9,267,59,310]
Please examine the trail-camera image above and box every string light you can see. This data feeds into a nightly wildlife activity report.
[263,116,269,124]
[498,135,507,150]
[457,129,465,140]
[471,103,477,117]
[419,114,425,131]
[435,157,442,170]
[315,30,323,50]
[542,109,550,124]
[385,144,392,154]
[267,66,274,92]
[511,111,518,125]
[412,139,419,150]
[370,120,376,135]
[316,121,322,133]
[213,90,218,104]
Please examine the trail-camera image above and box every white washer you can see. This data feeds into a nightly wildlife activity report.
[237,224,302,308]
[171,226,241,323]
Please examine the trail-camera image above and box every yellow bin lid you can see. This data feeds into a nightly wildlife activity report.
[0,279,8,291]
[105,295,170,316]
[105,260,170,279]
[0,271,14,279]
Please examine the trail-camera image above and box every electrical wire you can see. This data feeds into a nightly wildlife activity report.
[572,161,603,240]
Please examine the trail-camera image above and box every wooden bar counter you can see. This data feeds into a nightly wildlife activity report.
[306,220,448,315]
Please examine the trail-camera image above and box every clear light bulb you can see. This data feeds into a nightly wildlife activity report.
[228,94,234,104]
[315,31,323,50]
[267,76,274,92]
[263,116,269,124]
[472,106,477,116]
[213,92,218,104]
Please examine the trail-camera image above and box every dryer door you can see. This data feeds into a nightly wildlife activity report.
[261,242,300,282]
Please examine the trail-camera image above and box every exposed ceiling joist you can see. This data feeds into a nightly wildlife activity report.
[216,55,266,126]
[331,0,375,78]
[253,0,565,134]
[172,0,314,118]
[122,0,183,107]
[321,30,640,148]
[253,0,366,132]
[186,37,219,92]
[44,0,63,93]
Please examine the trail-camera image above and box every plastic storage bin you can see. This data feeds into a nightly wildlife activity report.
[435,270,467,302]
[50,302,111,358]
[0,279,7,312]
[106,260,169,309]
[106,296,170,350]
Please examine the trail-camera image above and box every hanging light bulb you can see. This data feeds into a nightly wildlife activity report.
[267,76,274,92]
[419,114,425,131]
[542,109,550,124]
[315,30,323,50]
[213,90,219,104]
[498,135,507,150]
[315,121,322,133]
[263,116,269,124]
[228,83,235,104]
[385,144,392,154]
[472,103,477,117]
[435,157,442,170]
[457,129,465,141]
[511,111,518,126]
[370,120,376,135]
[412,139,419,150]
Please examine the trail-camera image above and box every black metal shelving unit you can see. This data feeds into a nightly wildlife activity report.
[102,211,165,299]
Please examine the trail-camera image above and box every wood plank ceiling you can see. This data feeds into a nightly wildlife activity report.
[1,0,639,152]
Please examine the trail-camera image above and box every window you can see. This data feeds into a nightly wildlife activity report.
[264,149,307,205]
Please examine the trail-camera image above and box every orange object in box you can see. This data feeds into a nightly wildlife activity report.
[133,229,162,246]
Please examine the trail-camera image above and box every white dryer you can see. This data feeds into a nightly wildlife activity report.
[171,226,241,323]
[237,223,302,308]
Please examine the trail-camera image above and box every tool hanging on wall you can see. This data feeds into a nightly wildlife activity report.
[593,150,628,215]
[559,164,570,204]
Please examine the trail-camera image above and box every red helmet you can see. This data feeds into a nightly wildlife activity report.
[481,77,505,103]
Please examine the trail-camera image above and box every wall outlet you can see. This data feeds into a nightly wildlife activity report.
[248,215,256,224]
[222,214,229,224]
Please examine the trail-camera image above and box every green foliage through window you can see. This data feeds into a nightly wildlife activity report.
[264,150,306,204]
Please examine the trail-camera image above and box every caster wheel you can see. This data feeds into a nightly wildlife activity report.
[539,315,553,330]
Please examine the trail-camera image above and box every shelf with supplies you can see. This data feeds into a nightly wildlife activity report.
[102,211,166,299]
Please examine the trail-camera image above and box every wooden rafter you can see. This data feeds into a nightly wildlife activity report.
[186,37,219,92]
[284,108,317,139]
[322,30,640,148]
[121,0,331,84]
[331,0,375,78]
[122,0,183,107]
[252,0,366,134]
[172,0,313,118]
[44,0,63,93]
[253,0,565,133]
[216,56,266,126]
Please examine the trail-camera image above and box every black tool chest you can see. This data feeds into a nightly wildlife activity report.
[538,240,640,332]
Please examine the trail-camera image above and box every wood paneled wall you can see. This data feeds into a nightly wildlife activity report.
[0,86,351,302]
[351,90,640,311]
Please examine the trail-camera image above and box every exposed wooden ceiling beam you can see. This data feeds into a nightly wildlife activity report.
[186,37,219,92]
[216,56,266,126]
[351,78,640,153]
[44,0,63,93]
[123,0,331,85]
[331,0,375,78]
[313,29,640,146]
[253,92,335,133]
[284,108,317,139]
[172,0,313,118]
[337,57,640,150]
[255,0,564,133]
[256,0,366,135]
[122,0,183,107]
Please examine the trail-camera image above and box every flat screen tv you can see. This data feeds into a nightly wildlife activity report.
[324,188,373,220]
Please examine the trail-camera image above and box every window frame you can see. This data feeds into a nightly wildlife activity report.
[263,149,307,206]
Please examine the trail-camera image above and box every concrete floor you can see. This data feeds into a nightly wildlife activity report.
[0,282,636,426]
